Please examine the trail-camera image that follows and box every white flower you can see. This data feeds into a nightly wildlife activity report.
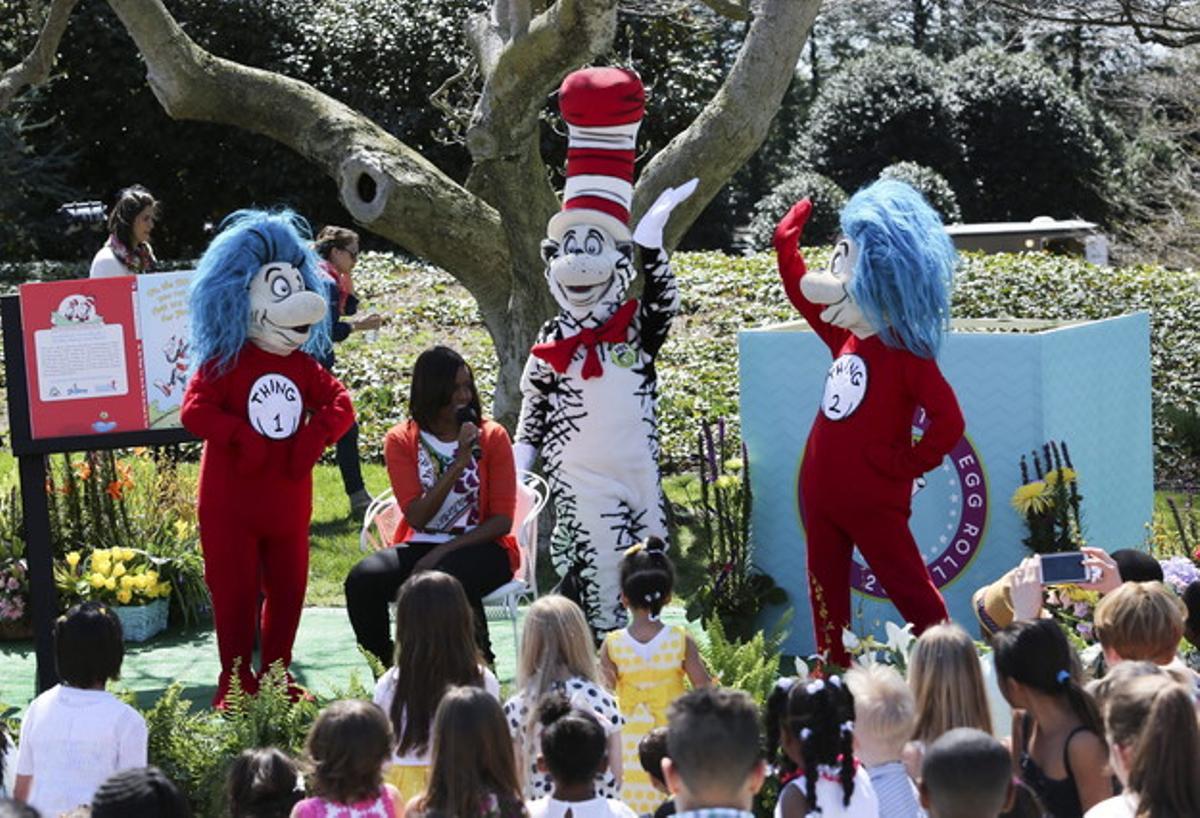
[842,627,861,651]
[1080,643,1103,667]
[884,621,916,657]
[793,656,810,681]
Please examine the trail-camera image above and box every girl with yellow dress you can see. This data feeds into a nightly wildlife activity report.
[600,538,711,813]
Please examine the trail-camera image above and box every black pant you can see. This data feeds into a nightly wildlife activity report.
[344,540,512,666]
[336,421,365,496]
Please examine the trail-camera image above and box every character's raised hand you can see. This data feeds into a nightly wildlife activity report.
[633,178,700,250]
[773,198,813,252]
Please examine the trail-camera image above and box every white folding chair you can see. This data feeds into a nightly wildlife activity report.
[482,468,549,655]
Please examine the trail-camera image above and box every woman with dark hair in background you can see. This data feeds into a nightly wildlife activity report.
[89,185,160,278]
[313,225,384,516]
[344,346,517,665]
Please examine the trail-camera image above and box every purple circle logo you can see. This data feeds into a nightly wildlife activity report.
[800,408,989,600]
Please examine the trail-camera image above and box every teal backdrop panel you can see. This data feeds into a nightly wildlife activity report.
[738,314,1153,657]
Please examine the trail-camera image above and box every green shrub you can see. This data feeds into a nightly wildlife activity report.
[798,48,958,192]
[944,47,1115,223]
[879,161,962,223]
[699,616,787,707]
[745,170,847,251]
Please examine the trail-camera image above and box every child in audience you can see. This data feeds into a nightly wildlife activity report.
[292,700,403,817]
[227,748,303,818]
[526,692,637,818]
[91,766,190,818]
[1093,581,1189,670]
[409,686,525,818]
[905,622,995,777]
[637,728,674,818]
[919,728,1013,818]
[504,596,623,799]
[765,676,878,818]
[0,798,38,817]
[1085,668,1200,817]
[993,619,1113,817]
[375,572,501,802]
[662,687,765,816]
[844,664,923,818]
[600,538,710,813]
[13,602,147,816]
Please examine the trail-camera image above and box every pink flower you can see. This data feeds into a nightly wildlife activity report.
[1073,602,1090,618]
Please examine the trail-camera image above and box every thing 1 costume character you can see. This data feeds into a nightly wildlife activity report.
[513,66,697,634]
[181,210,355,707]
[773,181,964,667]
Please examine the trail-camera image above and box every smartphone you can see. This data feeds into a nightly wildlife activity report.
[1038,552,1090,585]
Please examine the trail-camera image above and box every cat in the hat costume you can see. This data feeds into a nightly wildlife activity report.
[181,210,355,707]
[514,67,696,634]
[773,181,964,667]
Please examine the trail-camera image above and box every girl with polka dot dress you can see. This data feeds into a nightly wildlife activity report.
[504,596,625,800]
[599,539,711,813]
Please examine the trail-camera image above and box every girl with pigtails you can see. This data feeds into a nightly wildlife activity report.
[765,675,878,818]
[993,619,1115,817]
[600,538,710,813]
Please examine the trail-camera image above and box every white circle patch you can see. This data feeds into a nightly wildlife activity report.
[247,373,303,439]
[821,353,868,421]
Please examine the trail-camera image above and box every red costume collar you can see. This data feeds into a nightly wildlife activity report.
[531,300,637,379]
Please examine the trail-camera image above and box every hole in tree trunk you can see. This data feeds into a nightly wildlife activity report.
[356,173,378,205]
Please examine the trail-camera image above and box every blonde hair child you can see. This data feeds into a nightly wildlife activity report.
[1093,581,1186,667]
[845,664,922,818]
[904,622,994,778]
[599,538,711,813]
[504,595,624,800]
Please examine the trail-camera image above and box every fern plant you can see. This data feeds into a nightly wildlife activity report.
[699,615,788,707]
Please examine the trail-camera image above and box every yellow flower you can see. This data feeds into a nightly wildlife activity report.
[1044,467,1078,486]
[173,520,190,540]
[112,563,127,578]
[121,548,136,562]
[156,582,171,597]
[133,574,149,589]
[723,458,744,473]
[1011,481,1051,514]
[714,474,740,490]
[89,573,106,589]
[103,577,116,591]
[116,589,132,604]
[65,552,80,570]
[145,570,159,585]
[120,575,136,590]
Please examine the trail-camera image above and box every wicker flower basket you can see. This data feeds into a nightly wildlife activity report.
[113,598,169,642]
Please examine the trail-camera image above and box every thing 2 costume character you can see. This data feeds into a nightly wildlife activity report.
[181,210,355,707]
[773,181,964,667]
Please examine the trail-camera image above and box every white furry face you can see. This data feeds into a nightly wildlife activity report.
[542,225,634,317]
[245,262,328,356]
[801,236,874,336]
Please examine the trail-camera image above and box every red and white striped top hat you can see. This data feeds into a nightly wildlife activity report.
[548,67,646,243]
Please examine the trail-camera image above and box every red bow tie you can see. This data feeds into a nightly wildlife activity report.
[531,300,638,379]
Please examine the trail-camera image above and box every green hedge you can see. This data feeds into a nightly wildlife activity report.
[3,250,1194,486]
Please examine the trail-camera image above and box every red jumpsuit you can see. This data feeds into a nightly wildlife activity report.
[181,343,354,704]
[774,202,963,666]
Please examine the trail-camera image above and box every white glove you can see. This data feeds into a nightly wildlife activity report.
[514,441,538,474]
[632,178,700,249]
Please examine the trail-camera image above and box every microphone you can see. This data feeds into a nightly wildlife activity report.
[455,406,483,460]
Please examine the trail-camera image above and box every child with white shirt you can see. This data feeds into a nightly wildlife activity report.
[13,602,147,816]
[845,664,925,818]
[527,692,637,818]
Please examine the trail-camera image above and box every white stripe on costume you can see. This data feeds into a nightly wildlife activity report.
[563,175,633,210]
[566,121,641,150]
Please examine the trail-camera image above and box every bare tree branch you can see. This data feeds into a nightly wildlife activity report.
[990,0,1200,47]
[633,0,820,249]
[102,0,513,315]
[0,0,80,112]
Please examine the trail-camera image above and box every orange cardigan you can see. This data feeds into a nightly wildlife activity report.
[383,419,520,573]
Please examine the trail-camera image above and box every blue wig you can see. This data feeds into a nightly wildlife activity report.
[189,209,331,375]
[841,179,956,359]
